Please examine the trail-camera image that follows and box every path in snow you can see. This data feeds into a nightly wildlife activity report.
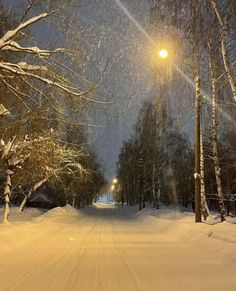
[0,204,236,291]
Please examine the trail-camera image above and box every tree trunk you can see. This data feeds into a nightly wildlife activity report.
[210,0,236,102]
[142,166,146,209]
[142,198,145,209]
[138,157,143,211]
[156,183,160,209]
[19,177,48,212]
[3,169,14,223]
[19,195,28,213]
[200,129,210,220]
[121,187,124,206]
[139,195,142,211]
[208,43,226,221]
[220,22,236,102]
[72,196,75,208]
[152,163,156,208]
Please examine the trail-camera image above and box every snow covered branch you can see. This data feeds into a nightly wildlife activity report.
[0,62,109,104]
[0,12,52,49]
[1,41,67,56]
[0,104,10,116]
[0,11,110,107]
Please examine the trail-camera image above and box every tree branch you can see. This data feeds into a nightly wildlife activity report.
[0,12,53,49]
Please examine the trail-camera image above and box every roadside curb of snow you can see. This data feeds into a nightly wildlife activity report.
[34,205,82,222]
[132,207,236,245]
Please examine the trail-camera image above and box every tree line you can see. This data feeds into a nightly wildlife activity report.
[115,0,236,221]
[0,1,106,222]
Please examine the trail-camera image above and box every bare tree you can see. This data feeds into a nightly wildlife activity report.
[208,42,226,221]
[0,4,109,123]
[210,0,236,102]
[200,128,210,220]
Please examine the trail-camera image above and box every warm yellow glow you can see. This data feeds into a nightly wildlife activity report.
[111,185,115,191]
[159,49,169,59]
[113,178,118,184]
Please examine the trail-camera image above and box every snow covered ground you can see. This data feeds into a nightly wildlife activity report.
[0,204,236,291]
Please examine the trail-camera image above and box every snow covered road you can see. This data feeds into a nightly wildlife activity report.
[0,205,236,291]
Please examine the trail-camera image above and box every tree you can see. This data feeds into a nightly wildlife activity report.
[18,131,87,212]
[148,0,236,221]
[0,135,49,222]
[116,99,194,210]
[210,0,236,102]
[0,2,107,219]
[208,42,226,221]
[0,6,108,110]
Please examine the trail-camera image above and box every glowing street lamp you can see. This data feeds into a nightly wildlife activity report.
[159,49,169,59]
[112,178,117,184]
[111,185,115,191]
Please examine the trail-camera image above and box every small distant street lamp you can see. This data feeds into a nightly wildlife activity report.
[111,178,123,205]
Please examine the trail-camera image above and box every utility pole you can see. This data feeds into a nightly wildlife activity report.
[194,74,202,222]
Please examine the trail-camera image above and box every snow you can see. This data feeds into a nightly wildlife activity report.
[30,194,53,203]
[0,204,236,291]
[1,206,44,223]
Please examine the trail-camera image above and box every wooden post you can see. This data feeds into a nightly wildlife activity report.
[195,74,201,222]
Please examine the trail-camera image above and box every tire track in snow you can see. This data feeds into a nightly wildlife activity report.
[0,218,88,291]
[47,217,99,291]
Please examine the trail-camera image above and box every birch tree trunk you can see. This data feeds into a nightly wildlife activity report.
[19,195,28,213]
[152,163,156,208]
[208,43,226,221]
[3,169,14,223]
[19,177,48,212]
[200,129,210,220]
[156,178,160,210]
[210,0,236,102]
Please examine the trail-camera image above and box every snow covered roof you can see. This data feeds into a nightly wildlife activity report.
[30,193,53,203]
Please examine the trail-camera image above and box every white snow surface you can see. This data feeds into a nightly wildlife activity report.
[0,204,236,291]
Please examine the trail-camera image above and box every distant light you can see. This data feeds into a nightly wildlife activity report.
[159,49,169,59]
[111,185,115,191]
[113,178,118,184]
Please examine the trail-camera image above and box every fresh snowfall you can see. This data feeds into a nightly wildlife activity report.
[0,204,236,291]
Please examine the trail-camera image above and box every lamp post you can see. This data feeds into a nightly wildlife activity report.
[156,48,201,222]
[194,74,201,222]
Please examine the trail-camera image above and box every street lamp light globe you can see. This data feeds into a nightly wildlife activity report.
[159,49,169,59]
[113,178,118,184]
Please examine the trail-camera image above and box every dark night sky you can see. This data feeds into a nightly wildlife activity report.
[2,0,195,181]
[79,0,160,180]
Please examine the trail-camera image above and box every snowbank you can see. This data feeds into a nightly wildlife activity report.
[134,206,236,245]
[4,206,44,222]
[0,205,83,255]
[0,204,236,291]
[35,204,83,223]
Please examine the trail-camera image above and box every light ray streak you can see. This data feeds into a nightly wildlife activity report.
[112,0,236,127]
